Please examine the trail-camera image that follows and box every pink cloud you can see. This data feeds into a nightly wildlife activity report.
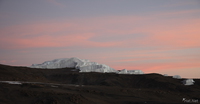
[112,60,200,73]
[147,19,200,48]
[0,60,17,65]
[1,9,200,50]
[102,47,200,74]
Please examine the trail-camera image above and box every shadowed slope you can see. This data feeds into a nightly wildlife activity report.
[0,64,199,104]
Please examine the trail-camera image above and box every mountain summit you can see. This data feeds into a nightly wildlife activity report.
[30,57,117,73]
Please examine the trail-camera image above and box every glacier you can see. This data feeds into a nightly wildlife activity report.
[30,57,117,73]
[30,57,144,74]
[172,75,181,79]
[118,69,144,74]
[28,57,195,86]
[182,79,195,85]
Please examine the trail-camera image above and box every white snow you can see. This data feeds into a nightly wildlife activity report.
[172,75,181,79]
[118,69,144,74]
[182,79,195,85]
[118,69,127,74]
[30,57,117,73]
[0,81,84,87]
[30,57,144,74]
[31,57,90,69]
[0,81,22,85]
[163,74,168,76]
[79,64,116,73]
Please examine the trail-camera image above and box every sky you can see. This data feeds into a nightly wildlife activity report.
[0,0,200,78]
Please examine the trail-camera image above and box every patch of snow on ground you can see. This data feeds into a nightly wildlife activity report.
[118,69,144,74]
[0,81,22,85]
[173,75,181,79]
[182,79,195,85]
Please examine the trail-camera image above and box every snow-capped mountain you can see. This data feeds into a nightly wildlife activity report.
[30,57,146,74]
[30,57,117,73]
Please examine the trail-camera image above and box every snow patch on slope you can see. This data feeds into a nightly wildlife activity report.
[182,79,195,85]
[118,69,144,74]
[172,75,181,79]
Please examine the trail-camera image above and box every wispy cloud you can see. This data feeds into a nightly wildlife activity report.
[1,9,199,50]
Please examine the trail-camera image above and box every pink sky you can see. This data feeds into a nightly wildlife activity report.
[0,0,200,78]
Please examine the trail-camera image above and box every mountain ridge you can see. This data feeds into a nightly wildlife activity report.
[0,64,200,104]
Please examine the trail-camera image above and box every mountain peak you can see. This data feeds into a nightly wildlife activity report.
[30,57,117,73]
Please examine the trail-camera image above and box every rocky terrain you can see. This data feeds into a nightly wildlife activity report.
[0,64,199,104]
